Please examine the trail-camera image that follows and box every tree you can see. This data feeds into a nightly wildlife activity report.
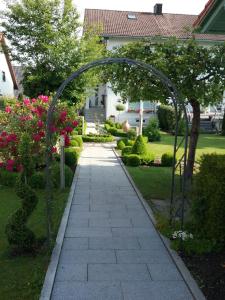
[1,0,105,105]
[105,38,225,179]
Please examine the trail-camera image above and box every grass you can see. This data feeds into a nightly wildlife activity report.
[127,133,225,201]
[147,132,225,159]
[0,186,69,300]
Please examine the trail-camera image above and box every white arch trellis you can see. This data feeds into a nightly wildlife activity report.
[45,57,189,244]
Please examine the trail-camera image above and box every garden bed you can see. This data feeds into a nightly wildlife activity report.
[82,134,114,143]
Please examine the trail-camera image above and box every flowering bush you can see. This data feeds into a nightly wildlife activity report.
[0,95,79,172]
[171,230,193,241]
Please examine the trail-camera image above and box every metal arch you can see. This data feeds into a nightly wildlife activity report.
[45,57,189,243]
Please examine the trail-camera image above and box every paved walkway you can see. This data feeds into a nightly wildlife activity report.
[51,144,193,300]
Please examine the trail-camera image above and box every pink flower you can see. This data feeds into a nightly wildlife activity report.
[6,165,14,172]
[38,95,49,103]
[31,98,37,103]
[72,120,79,127]
[5,106,12,113]
[64,126,73,133]
[33,134,42,142]
[23,98,31,106]
[37,120,44,128]
[59,111,67,122]
[51,146,57,153]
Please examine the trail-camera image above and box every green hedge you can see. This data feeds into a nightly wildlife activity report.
[117,139,126,150]
[126,154,141,167]
[157,105,175,132]
[192,154,225,245]
[65,148,79,169]
[29,171,45,189]
[0,169,19,187]
[52,162,73,188]
[121,146,132,156]
[140,153,155,165]
[161,153,174,167]
[132,135,147,155]
[70,135,83,148]
[82,134,114,143]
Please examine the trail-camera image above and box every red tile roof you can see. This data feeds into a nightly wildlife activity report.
[0,33,18,90]
[84,8,225,41]
[194,0,215,26]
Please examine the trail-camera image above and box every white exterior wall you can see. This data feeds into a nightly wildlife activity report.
[0,48,14,97]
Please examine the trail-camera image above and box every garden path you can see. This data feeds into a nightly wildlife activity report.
[51,143,193,300]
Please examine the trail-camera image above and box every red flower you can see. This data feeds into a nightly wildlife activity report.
[51,146,57,153]
[37,120,44,128]
[64,126,73,133]
[1,131,7,137]
[39,131,45,137]
[23,98,31,106]
[59,111,67,122]
[64,135,70,147]
[72,120,79,127]
[5,106,11,113]
[33,134,42,142]
[38,95,49,103]
[7,134,17,142]
[6,165,14,172]
[50,125,57,133]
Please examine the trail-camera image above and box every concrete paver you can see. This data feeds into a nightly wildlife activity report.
[51,144,193,299]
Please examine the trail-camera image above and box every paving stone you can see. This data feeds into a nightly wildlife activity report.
[147,264,183,281]
[63,238,88,250]
[112,227,158,238]
[130,216,153,228]
[138,237,165,249]
[52,281,123,300]
[69,211,109,219]
[67,217,89,227]
[90,204,127,212]
[70,204,90,213]
[121,281,193,300]
[89,237,140,250]
[89,218,132,227]
[66,227,112,238]
[116,250,172,264]
[60,250,116,264]
[55,264,87,281]
[88,264,151,281]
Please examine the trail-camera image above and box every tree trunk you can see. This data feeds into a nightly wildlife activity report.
[186,99,201,180]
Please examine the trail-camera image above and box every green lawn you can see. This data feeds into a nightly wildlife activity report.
[148,132,225,159]
[127,133,225,201]
[0,186,69,300]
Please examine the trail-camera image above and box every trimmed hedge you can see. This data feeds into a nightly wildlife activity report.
[29,171,45,189]
[192,154,225,245]
[65,148,79,169]
[82,134,114,143]
[132,135,147,155]
[161,153,174,167]
[117,139,126,150]
[0,169,19,187]
[157,105,175,132]
[52,162,73,188]
[140,153,155,166]
[70,135,83,148]
[107,127,127,137]
[121,146,132,156]
[126,154,141,167]
[143,117,161,142]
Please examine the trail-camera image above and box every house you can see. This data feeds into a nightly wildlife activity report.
[0,33,18,97]
[83,3,225,126]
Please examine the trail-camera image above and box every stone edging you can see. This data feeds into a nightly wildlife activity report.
[39,164,80,300]
[113,148,206,300]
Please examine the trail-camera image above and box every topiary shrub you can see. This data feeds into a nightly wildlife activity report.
[52,162,73,188]
[140,153,155,166]
[192,154,225,245]
[132,135,147,155]
[121,146,132,156]
[5,133,38,253]
[117,139,126,150]
[65,148,79,169]
[127,154,141,167]
[221,112,225,136]
[0,169,19,187]
[121,154,129,165]
[29,171,45,189]
[161,153,174,167]
[144,117,161,142]
[70,135,83,148]
[127,129,137,140]
[157,105,175,132]
[126,139,135,146]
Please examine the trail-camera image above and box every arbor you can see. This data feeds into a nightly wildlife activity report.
[105,38,225,178]
[1,0,104,105]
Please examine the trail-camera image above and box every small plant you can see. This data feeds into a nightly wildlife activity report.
[121,146,132,156]
[65,148,79,169]
[127,129,137,140]
[117,139,126,150]
[132,135,147,155]
[161,153,174,167]
[171,230,193,241]
[144,117,161,142]
[126,154,141,167]
[140,153,155,165]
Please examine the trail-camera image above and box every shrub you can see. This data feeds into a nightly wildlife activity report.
[177,118,186,136]
[192,154,225,245]
[161,153,174,167]
[117,139,126,150]
[126,154,141,167]
[29,171,45,189]
[127,129,137,140]
[157,105,175,132]
[126,139,135,146]
[70,135,83,148]
[0,169,19,186]
[132,135,147,155]
[121,146,132,156]
[115,104,125,111]
[121,154,129,165]
[140,153,155,166]
[221,112,225,136]
[115,122,122,129]
[52,162,73,188]
[144,117,161,142]
[65,148,79,169]
[107,127,127,137]
[105,119,114,127]
[82,134,114,143]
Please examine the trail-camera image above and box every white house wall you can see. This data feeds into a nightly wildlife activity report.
[0,48,14,97]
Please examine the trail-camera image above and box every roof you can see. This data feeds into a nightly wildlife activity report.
[0,33,18,90]
[84,8,225,42]
[193,0,215,26]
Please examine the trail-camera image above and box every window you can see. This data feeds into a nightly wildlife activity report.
[2,71,6,82]
[127,14,137,20]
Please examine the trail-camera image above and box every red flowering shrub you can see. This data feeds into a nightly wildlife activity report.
[0,95,78,171]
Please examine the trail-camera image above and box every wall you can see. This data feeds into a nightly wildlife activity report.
[0,48,14,97]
